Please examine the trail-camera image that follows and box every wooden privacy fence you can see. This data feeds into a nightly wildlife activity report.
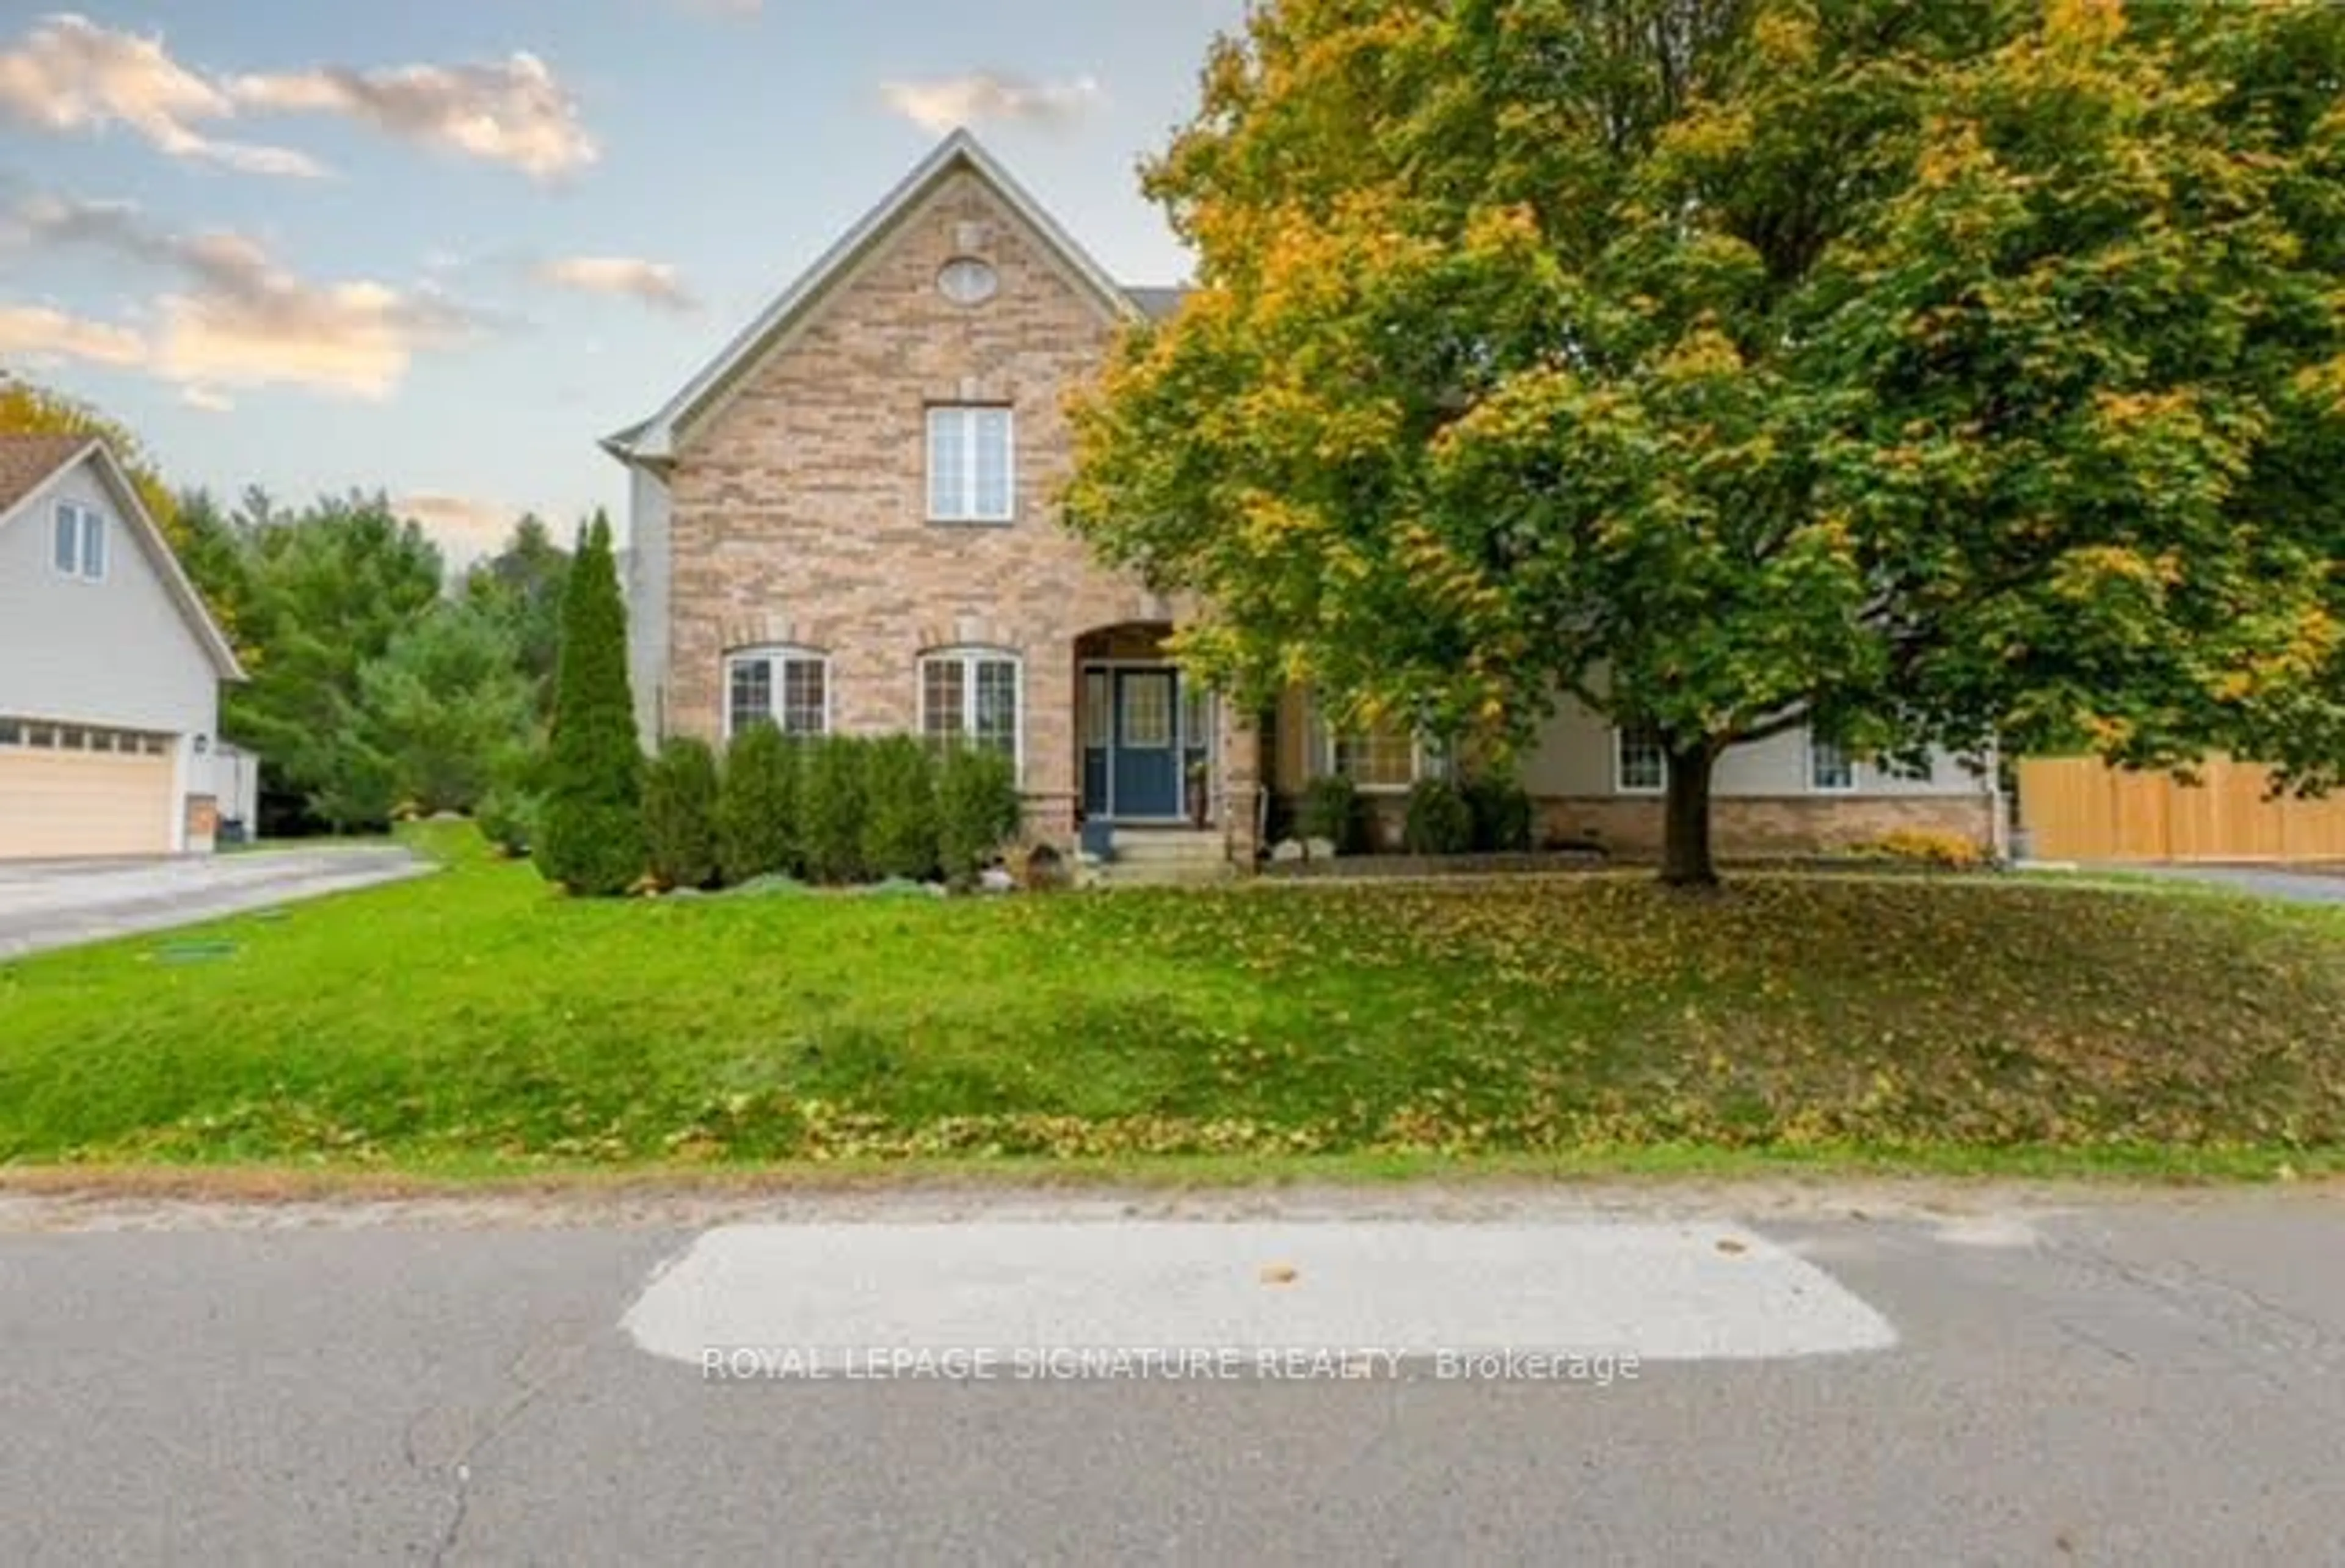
[2016,755,2345,863]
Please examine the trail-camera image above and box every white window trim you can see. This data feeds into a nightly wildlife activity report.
[926,405,1016,525]
[52,501,105,583]
[1808,729,1861,794]
[722,645,832,741]
[1180,682,1220,766]
[1309,696,1429,795]
[919,645,1025,779]
[1614,725,1669,796]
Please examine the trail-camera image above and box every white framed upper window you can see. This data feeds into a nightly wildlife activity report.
[920,647,1022,773]
[927,405,1014,524]
[1809,731,1858,793]
[1615,724,1668,794]
[724,647,830,739]
[52,502,105,581]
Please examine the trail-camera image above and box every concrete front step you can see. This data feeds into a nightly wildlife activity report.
[1096,860,1238,888]
[1108,832,1227,863]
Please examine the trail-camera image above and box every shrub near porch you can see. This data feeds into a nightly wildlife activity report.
[2,828,2343,1170]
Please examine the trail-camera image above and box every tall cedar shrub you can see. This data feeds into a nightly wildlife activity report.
[718,724,799,884]
[860,735,940,880]
[1464,773,1535,853]
[1402,778,1474,855]
[936,744,1023,885]
[643,736,721,889]
[536,513,644,895]
[799,736,871,884]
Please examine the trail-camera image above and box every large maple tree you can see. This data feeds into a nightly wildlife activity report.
[1068,0,2345,883]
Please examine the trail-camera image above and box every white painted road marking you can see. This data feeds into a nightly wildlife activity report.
[621,1223,1897,1367]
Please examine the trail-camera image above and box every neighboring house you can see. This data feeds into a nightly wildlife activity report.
[0,435,246,858]
[604,130,1998,866]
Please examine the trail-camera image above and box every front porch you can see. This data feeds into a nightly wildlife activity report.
[1068,623,1259,865]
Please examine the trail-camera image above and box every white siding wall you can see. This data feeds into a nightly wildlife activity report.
[0,458,224,852]
[1519,691,1986,800]
[624,466,672,750]
[0,462,219,736]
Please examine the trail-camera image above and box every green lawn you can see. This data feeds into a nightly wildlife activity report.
[3,824,2343,1178]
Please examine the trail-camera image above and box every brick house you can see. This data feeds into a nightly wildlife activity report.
[603,131,2001,868]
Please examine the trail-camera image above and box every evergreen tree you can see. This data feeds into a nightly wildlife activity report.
[718,724,800,884]
[344,603,536,819]
[462,515,572,720]
[537,512,645,895]
[225,492,445,831]
[860,735,940,880]
[644,737,722,890]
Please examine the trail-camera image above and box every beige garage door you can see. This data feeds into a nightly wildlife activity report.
[0,741,175,858]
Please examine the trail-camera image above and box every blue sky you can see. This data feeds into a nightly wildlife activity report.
[0,2,1245,557]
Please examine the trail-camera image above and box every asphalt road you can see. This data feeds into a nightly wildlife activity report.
[0,1185,2338,1566]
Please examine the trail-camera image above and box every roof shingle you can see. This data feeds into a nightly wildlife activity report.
[0,434,95,518]
[1125,286,1191,322]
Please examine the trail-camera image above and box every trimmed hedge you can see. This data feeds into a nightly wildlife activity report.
[719,724,799,884]
[937,744,1023,885]
[660,730,1026,893]
[800,735,871,884]
[644,736,721,889]
[1464,773,1535,852]
[1402,777,1474,855]
[861,735,940,880]
[1298,774,1366,854]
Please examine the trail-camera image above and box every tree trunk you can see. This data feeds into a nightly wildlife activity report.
[1661,741,1720,888]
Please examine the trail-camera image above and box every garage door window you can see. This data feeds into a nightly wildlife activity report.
[0,718,169,754]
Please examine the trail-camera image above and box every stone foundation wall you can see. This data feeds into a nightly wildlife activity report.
[1535,794,1997,860]
[1328,791,1995,862]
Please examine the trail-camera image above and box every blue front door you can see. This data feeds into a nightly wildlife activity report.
[1111,669,1181,818]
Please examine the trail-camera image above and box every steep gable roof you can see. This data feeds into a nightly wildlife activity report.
[0,435,245,681]
[603,129,1159,469]
[1125,286,1191,322]
[0,434,91,517]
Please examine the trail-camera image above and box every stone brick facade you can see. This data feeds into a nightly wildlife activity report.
[633,137,1977,877]
[1531,794,1997,860]
[656,169,1258,862]
[1340,792,1994,859]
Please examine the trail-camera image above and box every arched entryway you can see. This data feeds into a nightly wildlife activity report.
[1073,623,1218,825]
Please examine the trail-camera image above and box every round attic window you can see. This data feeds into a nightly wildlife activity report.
[938,256,1000,307]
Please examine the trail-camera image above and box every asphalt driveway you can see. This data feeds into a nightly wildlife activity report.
[0,847,427,962]
[2097,863,2345,905]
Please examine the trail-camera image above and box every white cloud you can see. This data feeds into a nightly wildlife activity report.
[179,383,233,413]
[8,194,482,399]
[0,13,324,177]
[230,53,597,181]
[536,255,697,313]
[0,15,598,181]
[0,300,145,366]
[395,492,519,555]
[879,71,1103,135]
